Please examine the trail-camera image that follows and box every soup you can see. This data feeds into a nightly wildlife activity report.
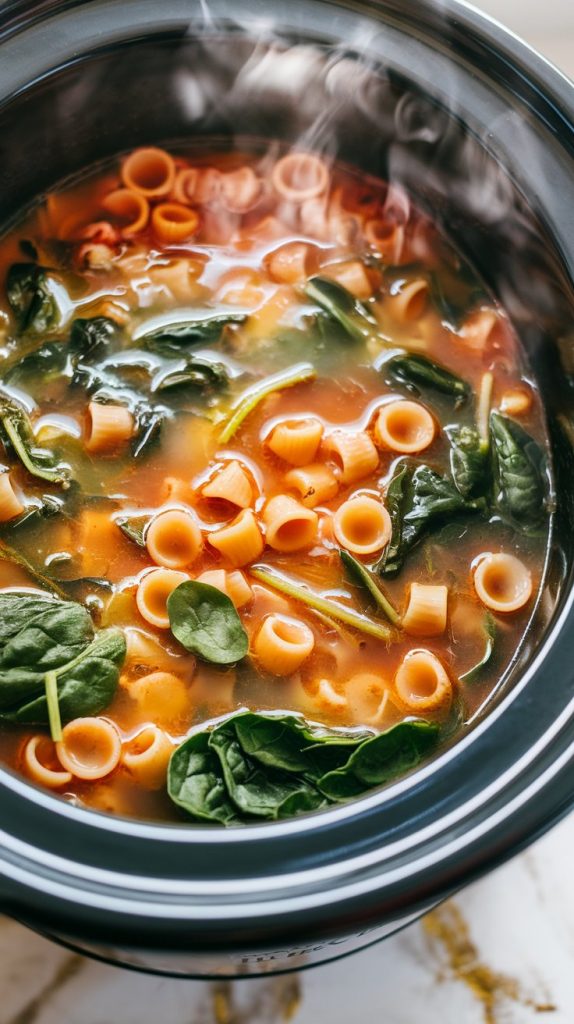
[0,145,551,824]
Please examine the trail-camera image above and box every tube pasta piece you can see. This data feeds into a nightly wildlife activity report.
[263,494,319,552]
[500,387,532,416]
[387,278,429,323]
[145,508,203,569]
[320,260,372,300]
[271,152,329,202]
[333,495,391,556]
[56,718,122,781]
[127,671,191,728]
[125,627,191,673]
[375,400,435,455]
[458,308,499,351]
[23,735,73,789]
[102,188,149,234]
[149,259,203,301]
[85,401,134,453]
[220,166,262,212]
[266,418,323,466]
[136,567,190,628]
[402,583,448,637]
[171,167,200,204]
[208,508,264,567]
[196,569,253,609]
[394,649,452,713]
[267,242,314,284]
[121,146,176,198]
[364,220,404,263]
[201,460,253,509]
[0,472,25,521]
[283,462,338,508]
[77,242,115,271]
[315,678,348,716]
[253,613,315,676]
[324,430,379,485]
[151,203,199,243]
[122,724,173,789]
[344,672,389,724]
[473,552,532,613]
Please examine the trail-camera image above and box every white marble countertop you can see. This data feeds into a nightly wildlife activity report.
[1,6,574,1023]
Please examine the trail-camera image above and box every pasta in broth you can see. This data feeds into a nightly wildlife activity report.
[0,145,551,824]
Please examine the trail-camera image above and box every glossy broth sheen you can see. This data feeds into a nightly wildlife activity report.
[0,146,551,822]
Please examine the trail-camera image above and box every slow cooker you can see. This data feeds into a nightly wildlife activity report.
[0,0,573,978]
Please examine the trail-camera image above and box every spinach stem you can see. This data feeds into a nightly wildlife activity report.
[460,612,496,682]
[0,409,67,484]
[340,550,402,627]
[250,566,394,642]
[219,363,316,443]
[44,670,63,742]
[477,371,493,451]
[0,541,69,601]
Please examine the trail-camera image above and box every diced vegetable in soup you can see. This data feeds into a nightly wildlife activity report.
[0,145,551,824]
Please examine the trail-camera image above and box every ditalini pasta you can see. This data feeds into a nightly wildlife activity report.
[0,143,551,825]
[145,508,203,569]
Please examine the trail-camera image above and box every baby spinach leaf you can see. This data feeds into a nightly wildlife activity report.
[340,549,401,626]
[209,720,325,819]
[70,316,118,359]
[376,462,409,576]
[4,341,68,384]
[0,592,124,730]
[5,263,59,334]
[446,424,488,499]
[317,720,439,799]
[168,731,240,824]
[460,613,496,683]
[233,711,369,778]
[168,581,249,665]
[379,464,485,577]
[141,313,246,356]
[167,712,439,824]
[7,627,125,727]
[0,397,70,484]
[152,356,229,394]
[305,276,378,343]
[490,411,546,531]
[385,353,469,400]
[115,513,150,547]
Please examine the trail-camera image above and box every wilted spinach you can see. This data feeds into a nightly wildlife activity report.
[70,316,118,360]
[5,263,59,334]
[0,592,124,736]
[460,613,496,683]
[379,464,485,577]
[0,397,70,484]
[446,424,488,499]
[340,549,400,626]
[4,341,68,384]
[141,313,246,357]
[490,411,546,532]
[167,581,249,665]
[305,276,379,343]
[151,356,229,394]
[376,462,409,576]
[384,353,469,400]
[115,513,150,547]
[167,711,439,825]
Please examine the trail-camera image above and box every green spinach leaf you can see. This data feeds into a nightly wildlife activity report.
[70,317,118,359]
[376,462,409,576]
[446,424,488,499]
[116,513,150,547]
[0,592,124,731]
[209,720,326,819]
[6,263,59,334]
[5,341,68,384]
[141,313,246,356]
[152,357,229,394]
[167,581,249,665]
[304,276,378,343]
[385,353,469,400]
[167,712,439,825]
[339,549,400,626]
[0,397,70,484]
[490,411,546,531]
[317,720,439,799]
[460,613,496,683]
[168,730,240,824]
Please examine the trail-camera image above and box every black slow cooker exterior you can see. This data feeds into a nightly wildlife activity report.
[1,0,574,978]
